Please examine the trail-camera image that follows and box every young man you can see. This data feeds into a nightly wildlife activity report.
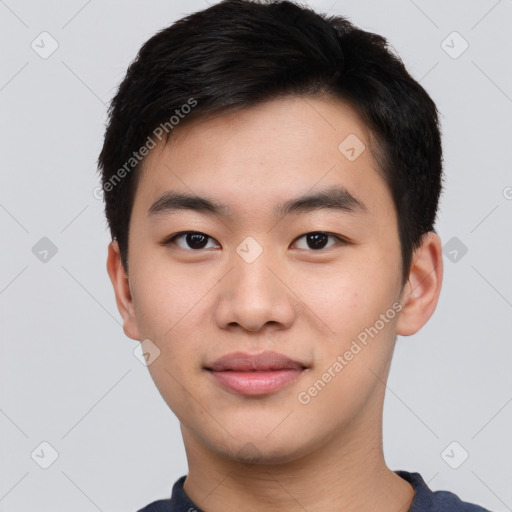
[99,1,491,510]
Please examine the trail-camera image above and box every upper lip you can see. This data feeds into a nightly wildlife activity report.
[205,351,309,372]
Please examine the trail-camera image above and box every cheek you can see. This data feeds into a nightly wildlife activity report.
[129,250,208,338]
[292,258,390,342]
[129,257,219,381]
[295,256,401,392]
[130,264,209,416]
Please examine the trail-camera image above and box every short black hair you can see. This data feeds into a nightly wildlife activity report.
[98,0,443,286]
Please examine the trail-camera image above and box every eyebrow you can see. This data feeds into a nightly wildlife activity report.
[147,185,367,219]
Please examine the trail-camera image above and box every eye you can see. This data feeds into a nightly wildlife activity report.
[293,232,345,250]
[164,231,220,250]
[162,231,348,251]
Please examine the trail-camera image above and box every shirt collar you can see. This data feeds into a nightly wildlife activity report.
[167,471,431,512]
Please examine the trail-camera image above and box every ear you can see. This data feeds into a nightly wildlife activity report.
[106,240,141,341]
[396,231,443,337]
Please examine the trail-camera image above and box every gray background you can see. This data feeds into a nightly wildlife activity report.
[1,0,511,510]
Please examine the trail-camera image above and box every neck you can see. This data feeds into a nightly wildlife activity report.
[180,410,414,512]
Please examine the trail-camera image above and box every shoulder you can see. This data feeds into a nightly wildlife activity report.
[136,499,171,512]
[396,470,492,512]
[430,489,491,512]
[135,475,196,512]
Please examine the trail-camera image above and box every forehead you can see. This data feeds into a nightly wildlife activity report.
[133,95,391,222]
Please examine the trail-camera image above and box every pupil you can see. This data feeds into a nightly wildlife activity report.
[187,233,208,249]
[308,233,327,249]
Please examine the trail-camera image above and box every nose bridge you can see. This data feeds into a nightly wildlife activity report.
[214,236,296,332]
[236,245,274,291]
[234,238,280,306]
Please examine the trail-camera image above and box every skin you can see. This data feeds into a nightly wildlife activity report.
[107,95,443,512]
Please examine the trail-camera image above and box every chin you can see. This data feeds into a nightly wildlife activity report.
[209,430,315,467]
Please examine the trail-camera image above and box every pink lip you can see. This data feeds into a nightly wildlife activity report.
[206,350,308,372]
[208,369,305,396]
[204,351,309,396]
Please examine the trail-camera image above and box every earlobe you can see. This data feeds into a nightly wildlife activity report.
[396,232,444,337]
[106,240,141,341]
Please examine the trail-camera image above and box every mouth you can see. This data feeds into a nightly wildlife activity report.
[206,368,307,396]
[204,351,310,396]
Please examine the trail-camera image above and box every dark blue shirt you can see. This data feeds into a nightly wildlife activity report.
[137,470,491,511]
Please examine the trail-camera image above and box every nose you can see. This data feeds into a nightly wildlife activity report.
[214,247,297,333]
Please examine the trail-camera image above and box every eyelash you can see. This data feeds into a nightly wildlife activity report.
[161,231,350,251]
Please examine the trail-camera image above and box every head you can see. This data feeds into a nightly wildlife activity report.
[101,0,443,465]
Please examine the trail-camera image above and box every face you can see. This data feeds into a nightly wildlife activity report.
[108,95,440,465]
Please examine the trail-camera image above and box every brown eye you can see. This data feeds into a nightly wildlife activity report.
[293,232,344,250]
[165,231,219,250]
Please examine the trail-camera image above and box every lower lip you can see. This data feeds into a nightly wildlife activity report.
[207,369,305,396]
